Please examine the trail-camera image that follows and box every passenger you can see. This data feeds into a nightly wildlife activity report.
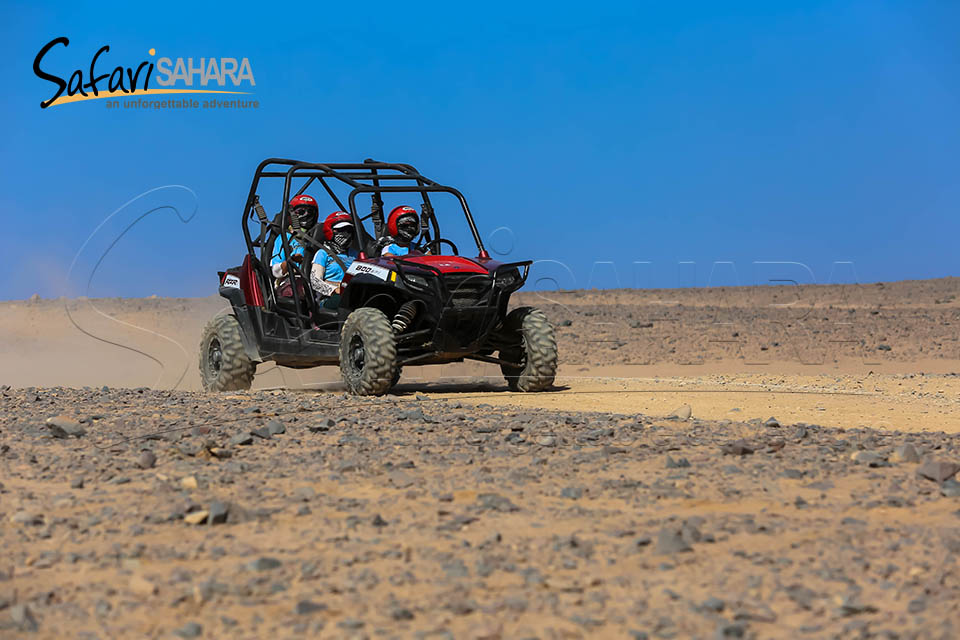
[271,194,319,297]
[380,205,420,257]
[311,211,358,309]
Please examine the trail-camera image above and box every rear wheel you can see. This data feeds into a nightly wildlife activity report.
[499,307,557,392]
[339,307,397,395]
[199,314,256,391]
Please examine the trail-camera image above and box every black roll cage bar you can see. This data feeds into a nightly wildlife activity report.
[241,158,489,262]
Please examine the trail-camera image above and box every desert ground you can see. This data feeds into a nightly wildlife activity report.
[2,278,959,638]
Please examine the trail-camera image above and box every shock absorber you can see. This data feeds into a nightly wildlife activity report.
[392,300,418,333]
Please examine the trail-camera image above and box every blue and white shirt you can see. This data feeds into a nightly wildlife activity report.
[381,242,410,257]
[270,234,305,278]
[312,247,358,284]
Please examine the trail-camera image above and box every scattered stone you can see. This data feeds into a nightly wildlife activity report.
[181,476,199,490]
[228,432,254,446]
[10,511,42,526]
[71,477,84,489]
[372,514,388,528]
[173,622,203,638]
[309,418,336,433]
[940,479,960,498]
[46,415,86,437]
[701,596,725,612]
[295,600,327,615]
[266,420,286,435]
[721,440,755,456]
[537,435,558,447]
[917,460,960,483]
[137,451,157,469]
[890,443,921,464]
[666,455,691,469]
[654,527,692,555]
[850,451,884,466]
[763,416,780,428]
[477,493,519,512]
[184,510,209,525]
[208,501,229,525]
[668,405,692,420]
[561,487,584,500]
[10,604,39,632]
[247,557,282,571]
[251,427,272,439]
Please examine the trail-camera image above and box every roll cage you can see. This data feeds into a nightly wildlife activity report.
[241,158,490,266]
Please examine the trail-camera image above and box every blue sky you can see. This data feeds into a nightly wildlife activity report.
[1,0,957,299]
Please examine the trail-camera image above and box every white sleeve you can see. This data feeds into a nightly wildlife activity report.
[271,262,284,278]
[311,262,336,296]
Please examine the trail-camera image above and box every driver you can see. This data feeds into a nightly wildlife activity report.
[381,205,420,257]
[271,194,319,296]
[311,211,358,309]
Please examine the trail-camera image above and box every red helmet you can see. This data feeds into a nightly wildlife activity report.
[387,205,419,240]
[322,211,354,241]
[288,194,319,228]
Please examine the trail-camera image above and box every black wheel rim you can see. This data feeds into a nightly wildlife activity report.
[349,334,365,372]
[207,337,223,377]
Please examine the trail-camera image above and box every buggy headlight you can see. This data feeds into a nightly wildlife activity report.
[404,273,430,289]
[497,269,521,288]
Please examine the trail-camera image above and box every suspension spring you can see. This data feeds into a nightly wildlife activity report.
[392,300,418,333]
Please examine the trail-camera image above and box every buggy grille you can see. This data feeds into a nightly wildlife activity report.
[445,274,493,308]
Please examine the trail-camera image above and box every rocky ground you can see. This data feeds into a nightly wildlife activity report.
[4,386,960,639]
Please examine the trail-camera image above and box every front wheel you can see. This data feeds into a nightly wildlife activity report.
[339,307,398,395]
[499,307,558,392]
[199,314,256,391]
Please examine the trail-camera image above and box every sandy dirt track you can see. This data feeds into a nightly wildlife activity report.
[4,386,960,639]
[1,278,959,638]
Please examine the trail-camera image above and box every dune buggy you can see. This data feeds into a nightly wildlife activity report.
[199,158,558,395]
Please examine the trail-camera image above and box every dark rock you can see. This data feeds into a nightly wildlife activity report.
[247,557,282,571]
[890,443,921,463]
[10,603,39,632]
[850,451,884,466]
[654,527,692,555]
[251,427,272,439]
[391,606,414,621]
[46,416,86,437]
[71,477,84,489]
[173,622,203,638]
[371,514,388,528]
[722,440,755,455]
[701,597,725,612]
[208,501,229,525]
[785,584,816,610]
[295,600,327,615]
[941,479,960,497]
[907,597,926,614]
[308,418,335,433]
[837,595,877,617]
[137,451,157,469]
[763,417,780,428]
[714,621,747,638]
[228,432,254,446]
[477,493,519,512]
[561,487,584,500]
[917,460,960,483]
[266,420,286,435]
[666,456,691,469]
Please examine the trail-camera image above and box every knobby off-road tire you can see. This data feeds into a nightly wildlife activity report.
[499,307,558,392]
[199,314,256,391]
[339,307,398,396]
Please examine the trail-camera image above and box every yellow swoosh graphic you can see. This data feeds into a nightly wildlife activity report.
[50,88,253,107]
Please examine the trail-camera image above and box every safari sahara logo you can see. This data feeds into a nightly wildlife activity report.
[33,37,256,108]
